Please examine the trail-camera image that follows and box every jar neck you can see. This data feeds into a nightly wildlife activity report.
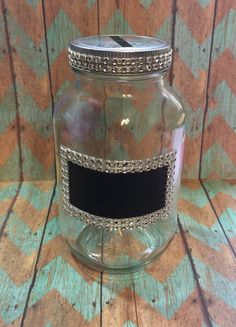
[73,69,167,84]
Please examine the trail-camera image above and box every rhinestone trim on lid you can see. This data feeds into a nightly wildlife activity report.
[68,47,172,74]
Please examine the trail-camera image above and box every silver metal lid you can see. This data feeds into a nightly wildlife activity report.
[68,35,172,75]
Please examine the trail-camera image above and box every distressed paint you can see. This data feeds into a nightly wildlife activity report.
[0,0,236,326]
[0,181,55,325]
[172,0,216,179]
[201,0,236,179]
[0,5,21,181]
[179,180,236,327]
[0,0,235,179]
[1,0,54,181]
[0,181,235,325]
[203,179,236,249]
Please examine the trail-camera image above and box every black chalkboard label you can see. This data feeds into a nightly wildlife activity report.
[68,161,167,218]
[60,145,176,229]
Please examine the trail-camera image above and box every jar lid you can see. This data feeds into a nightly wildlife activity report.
[68,35,172,75]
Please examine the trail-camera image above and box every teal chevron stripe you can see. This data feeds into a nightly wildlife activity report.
[26,255,196,322]
[189,147,235,180]
[0,268,31,324]
[138,0,154,9]
[0,17,6,60]
[202,321,220,327]
[0,86,17,133]
[0,151,20,182]
[26,0,39,8]
[211,322,220,327]
[53,80,71,101]
[180,185,210,208]
[154,15,173,40]
[7,15,48,78]
[44,322,53,327]
[0,182,55,324]
[175,15,211,78]
[0,182,19,229]
[203,180,236,198]
[184,109,204,139]
[211,9,236,60]
[16,84,53,137]
[122,321,138,327]
[181,181,236,206]
[217,209,236,239]
[19,182,55,210]
[179,213,227,250]
[6,214,59,255]
[194,258,236,309]
[199,0,210,8]
[135,257,195,319]
[46,10,79,65]
[101,10,134,34]
[102,256,195,319]
[42,217,60,245]
[206,82,236,128]
[21,146,55,180]
[28,256,103,321]
[200,144,236,179]
[0,183,19,202]
[3,182,55,254]
[87,0,96,8]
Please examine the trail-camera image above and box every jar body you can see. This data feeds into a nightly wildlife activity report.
[53,72,185,273]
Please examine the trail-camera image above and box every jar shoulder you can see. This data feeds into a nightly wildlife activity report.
[53,78,185,130]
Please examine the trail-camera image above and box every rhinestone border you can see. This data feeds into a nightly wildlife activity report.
[68,47,172,74]
[60,145,176,230]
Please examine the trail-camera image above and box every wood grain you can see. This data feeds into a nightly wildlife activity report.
[200,0,236,179]
[101,231,207,327]
[0,0,235,180]
[2,0,54,180]
[179,179,236,327]
[0,181,54,326]
[172,0,216,179]
[0,0,235,326]
[0,180,235,325]
[0,2,21,182]
[44,0,98,102]
[203,180,236,252]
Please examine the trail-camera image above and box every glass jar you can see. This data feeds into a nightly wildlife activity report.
[53,35,185,273]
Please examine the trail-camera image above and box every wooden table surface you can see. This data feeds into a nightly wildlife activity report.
[0,179,235,327]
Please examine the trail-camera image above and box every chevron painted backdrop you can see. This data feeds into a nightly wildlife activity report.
[0,0,235,181]
[0,1,236,326]
[0,180,235,326]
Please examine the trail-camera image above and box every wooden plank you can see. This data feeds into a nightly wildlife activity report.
[3,0,54,180]
[0,2,21,181]
[203,180,236,252]
[172,0,216,178]
[98,0,126,34]
[44,0,98,101]
[119,0,173,39]
[1,180,235,326]
[200,0,236,179]
[179,180,236,327]
[101,232,208,327]
[22,213,207,326]
[0,182,19,232]
[0,181,55,326]
[22,188,102,327]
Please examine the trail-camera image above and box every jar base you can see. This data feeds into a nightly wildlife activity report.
[67,233,176,274]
